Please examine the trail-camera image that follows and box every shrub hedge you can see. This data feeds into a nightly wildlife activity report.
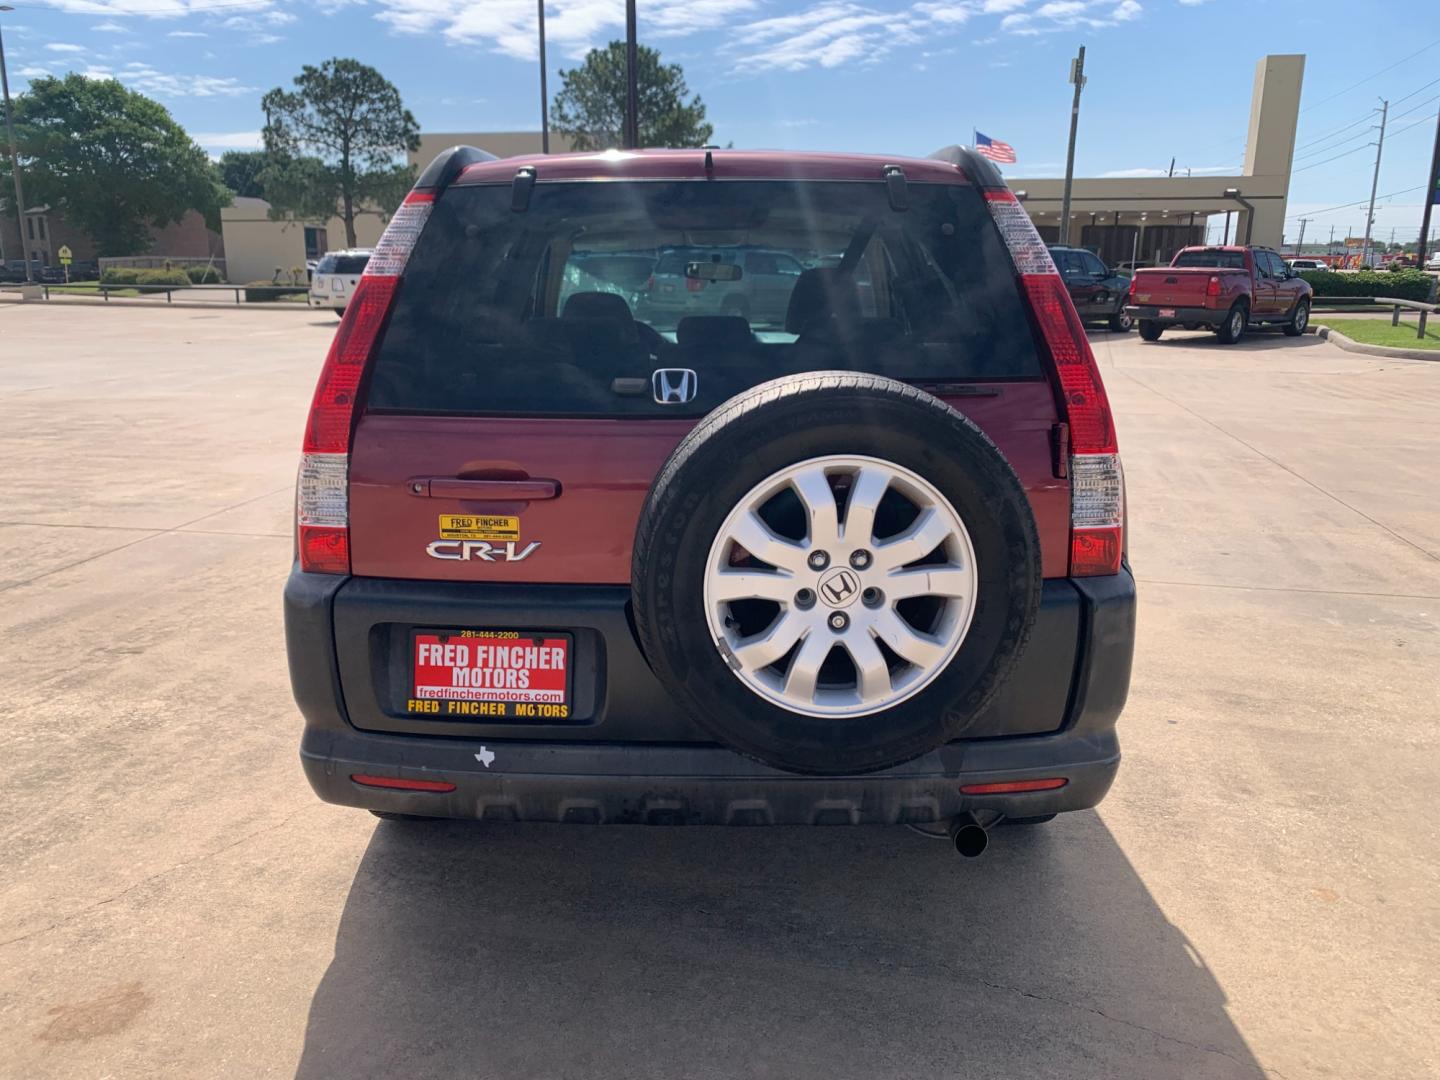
[1299,268,1436,303]
[98,267,192,293]
[243,281,309,303]
[185,266,223,284]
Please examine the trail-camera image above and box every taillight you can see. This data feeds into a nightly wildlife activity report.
[296,190,435,574]
[984,190,1124,576]
[1206,274,1220,298]
[1127,274,1138,300]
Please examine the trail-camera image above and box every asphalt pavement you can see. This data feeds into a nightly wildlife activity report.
[0,305,1436,1078]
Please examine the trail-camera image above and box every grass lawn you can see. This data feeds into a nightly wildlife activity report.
[49,283,144,298]
[1330,318,1440,350]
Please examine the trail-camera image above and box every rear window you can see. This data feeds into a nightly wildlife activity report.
[324,253,369,275]
[1173,249,1247,270]
[368,179,1042,418]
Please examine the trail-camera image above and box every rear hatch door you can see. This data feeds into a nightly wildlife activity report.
[339,174,1072,739]
[1130,267,1215,308]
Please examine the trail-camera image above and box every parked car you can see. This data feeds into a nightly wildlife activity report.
[1050,245,1133,332]
[1288,257,1327,272]
[1426,250,1440,271]
[1125,245,1312,343]
[636,246,806,330]
[308,249,372,313]
[285,145,1134,855]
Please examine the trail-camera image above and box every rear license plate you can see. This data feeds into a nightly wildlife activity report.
[1158,307,1176,318]
[410,630,571,720]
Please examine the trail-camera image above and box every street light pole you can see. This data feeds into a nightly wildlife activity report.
[537,0,549,153]
[1059,44,1086,246]
[0,5,34,283]
[623,0,639,149]
[1415,108,1440,270]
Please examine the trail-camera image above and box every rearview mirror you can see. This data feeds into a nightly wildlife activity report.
[686,261,743,282]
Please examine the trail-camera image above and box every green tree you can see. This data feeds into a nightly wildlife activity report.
[261,58,420,247]
[2,75,229,256]
[217,149,269,199]
[551,42,713,151]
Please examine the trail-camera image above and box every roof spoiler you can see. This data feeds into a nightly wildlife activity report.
[928,145,1008,191]
[414,144,500,194]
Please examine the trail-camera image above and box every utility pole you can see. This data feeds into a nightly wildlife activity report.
[0,5,33,283]
[1167,156,1175,178]
[1361,99,1387,269]
[1417,106,1440,269]
[1059,45,1085,246]
[537,0,549,153]
[622,0,639,149]
[1295,218,1309,256]
[1328,224,1335,252]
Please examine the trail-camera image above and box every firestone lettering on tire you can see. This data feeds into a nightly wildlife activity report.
[426,540,541,562]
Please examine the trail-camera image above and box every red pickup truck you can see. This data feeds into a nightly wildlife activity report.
[1125,245,1312,344]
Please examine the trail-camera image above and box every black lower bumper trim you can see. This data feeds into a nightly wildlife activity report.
[1125,304,1222,325]
[301,726,1120,825]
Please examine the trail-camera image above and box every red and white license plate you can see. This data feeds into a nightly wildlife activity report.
[411,631,570,719]
[1158,307,1176,318]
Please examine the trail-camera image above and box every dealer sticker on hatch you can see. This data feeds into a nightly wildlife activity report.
[409,630,570,719]
[438,514,520,541]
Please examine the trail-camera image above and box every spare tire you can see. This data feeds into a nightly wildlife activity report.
[631,372,1042,775]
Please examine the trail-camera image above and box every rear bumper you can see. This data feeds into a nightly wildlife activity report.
[1125,304,1222,326]
[301,724,1120,825]
[286,567,1135,824]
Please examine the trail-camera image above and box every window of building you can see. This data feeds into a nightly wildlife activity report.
[26,217,34,240]
[37,218,46,240]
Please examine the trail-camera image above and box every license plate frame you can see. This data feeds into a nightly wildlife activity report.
[1158,307,1176,318]
[409,629,573,721]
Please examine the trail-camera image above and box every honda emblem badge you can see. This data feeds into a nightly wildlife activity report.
[652,368,698,405]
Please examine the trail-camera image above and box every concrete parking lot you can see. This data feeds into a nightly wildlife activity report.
[1,304,1436,1079]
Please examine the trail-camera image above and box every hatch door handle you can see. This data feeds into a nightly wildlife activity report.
[408,478,560,500]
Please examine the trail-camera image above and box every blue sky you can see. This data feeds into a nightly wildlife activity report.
[2,0,1437,244]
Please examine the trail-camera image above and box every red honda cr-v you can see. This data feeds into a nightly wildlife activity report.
[284,144,1135,855]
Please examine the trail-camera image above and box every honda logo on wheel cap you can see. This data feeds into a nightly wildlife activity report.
[652,368,698,404]
[819,568,860,607]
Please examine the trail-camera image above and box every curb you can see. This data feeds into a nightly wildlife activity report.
[0,294,318,312]
[1314,324,1439,362]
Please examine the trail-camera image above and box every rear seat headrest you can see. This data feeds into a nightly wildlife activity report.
[562,291,635,324]
[676,316,756,349]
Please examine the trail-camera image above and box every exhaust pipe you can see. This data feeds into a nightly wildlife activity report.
[948,812,989,858]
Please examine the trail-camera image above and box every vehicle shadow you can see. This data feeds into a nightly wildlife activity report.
[1119,328,1328,351]
[294,815,1266,1079]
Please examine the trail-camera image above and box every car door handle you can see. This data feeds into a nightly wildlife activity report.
[408,478,560,500]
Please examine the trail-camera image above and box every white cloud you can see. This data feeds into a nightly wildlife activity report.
[376,0,760,60]
[774,117,820,127]
[195,130,264,149]
[16,65,53,78]
[1178,0,1210,5]
[914,1,973,23]
[166,30,207,37]
[92,20,129,32]
[729,2,926,72]
[1100,164,1238,177]
[45,43,88,53]
[982,0,1028,9]
[1003,0,1143,33]
[110,63,255,97]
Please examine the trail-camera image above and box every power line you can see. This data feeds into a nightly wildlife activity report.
[1286,185,1425,221]
[1300,38,1440,113]
[1292,141,1377,173]
[1294,108,1378,152]
[1291,125,1376,162]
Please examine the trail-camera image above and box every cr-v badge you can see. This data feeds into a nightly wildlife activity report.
[427,540,541,562]
[652,368,698,404]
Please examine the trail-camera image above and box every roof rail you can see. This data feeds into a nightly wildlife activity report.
[415,145,500,194]
[928,144,1008,191]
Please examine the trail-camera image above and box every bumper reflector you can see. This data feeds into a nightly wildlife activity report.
[351,774,457,793]
[960,777,1068,795]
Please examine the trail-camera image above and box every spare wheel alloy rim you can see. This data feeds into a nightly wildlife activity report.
[703,454,979,719]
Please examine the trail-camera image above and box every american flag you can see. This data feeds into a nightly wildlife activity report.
[974,131,1016,164]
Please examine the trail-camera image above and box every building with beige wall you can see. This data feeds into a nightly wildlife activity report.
[220,196,386,284]
[1011,54,1304,263]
